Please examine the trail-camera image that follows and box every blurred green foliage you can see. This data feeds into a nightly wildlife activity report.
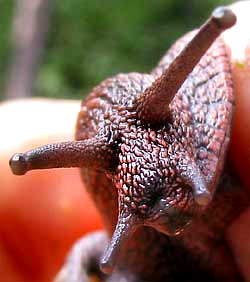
[0,0,14,98]
[1,0,232,100]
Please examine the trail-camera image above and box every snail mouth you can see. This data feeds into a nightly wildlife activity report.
[144,194,195,236]
[147,213,192,236]
[100,213,140,274]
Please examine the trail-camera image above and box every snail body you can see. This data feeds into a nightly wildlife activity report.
[10,6,249,282]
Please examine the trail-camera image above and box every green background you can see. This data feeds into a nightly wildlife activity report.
[0,0,232,101]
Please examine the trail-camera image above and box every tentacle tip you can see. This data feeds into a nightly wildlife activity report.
[212,6,236,29]
[194,190,212,206]
[9,153,28,175]
[100,259,114,274]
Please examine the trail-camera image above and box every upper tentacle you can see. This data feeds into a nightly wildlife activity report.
[133,7,236,125]
[9,137,118,175]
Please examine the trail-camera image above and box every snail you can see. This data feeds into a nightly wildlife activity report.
[9,5,249,282]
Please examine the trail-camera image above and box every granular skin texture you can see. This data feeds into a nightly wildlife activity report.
[58,31,249,282]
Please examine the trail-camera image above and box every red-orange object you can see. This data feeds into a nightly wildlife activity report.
[0,100,102,282]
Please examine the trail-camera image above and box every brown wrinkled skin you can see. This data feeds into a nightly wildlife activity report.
[57,32,249,282]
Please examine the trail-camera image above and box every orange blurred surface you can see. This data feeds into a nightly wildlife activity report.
[0,100,103,282]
